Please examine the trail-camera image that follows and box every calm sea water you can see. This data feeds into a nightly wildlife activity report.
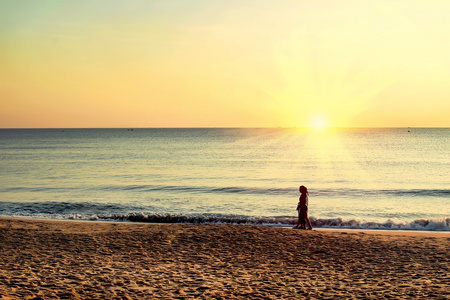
[0,128,449,231]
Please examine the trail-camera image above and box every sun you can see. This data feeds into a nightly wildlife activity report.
[311,116,327,130]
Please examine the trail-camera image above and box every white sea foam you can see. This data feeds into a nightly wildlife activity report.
[2,212,448,231]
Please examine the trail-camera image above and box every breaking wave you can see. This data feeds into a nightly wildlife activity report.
[1,211,448,231]
[1,200,448,231]
[94,214,450,231]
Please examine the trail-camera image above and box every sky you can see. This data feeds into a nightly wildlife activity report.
[1,0,449,128]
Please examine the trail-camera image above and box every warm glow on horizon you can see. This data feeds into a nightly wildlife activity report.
[1,1,449,128]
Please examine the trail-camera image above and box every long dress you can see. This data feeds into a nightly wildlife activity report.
[297,194,308,224]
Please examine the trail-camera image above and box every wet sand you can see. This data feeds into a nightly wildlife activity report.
[0,218,449,299]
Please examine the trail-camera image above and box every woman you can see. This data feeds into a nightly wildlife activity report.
[293,185,313,230]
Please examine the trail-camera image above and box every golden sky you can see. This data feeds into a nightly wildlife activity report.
[1,0,449,128]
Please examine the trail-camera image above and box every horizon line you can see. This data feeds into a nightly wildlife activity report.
[1,126,449,130]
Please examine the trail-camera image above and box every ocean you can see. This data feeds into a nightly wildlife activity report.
[0,128,449,231]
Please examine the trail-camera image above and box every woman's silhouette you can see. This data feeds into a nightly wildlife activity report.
[293,185,313,230]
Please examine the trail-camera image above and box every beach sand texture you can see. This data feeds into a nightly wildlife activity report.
[0,219,449,299]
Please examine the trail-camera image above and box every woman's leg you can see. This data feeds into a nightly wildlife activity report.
[305,212,313,230]
[293,212,301,228]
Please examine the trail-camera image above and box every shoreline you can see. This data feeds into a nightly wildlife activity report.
[1,218,449,299]
[1,216,449,237]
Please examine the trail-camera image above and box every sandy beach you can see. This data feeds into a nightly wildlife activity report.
[0,218,448,299]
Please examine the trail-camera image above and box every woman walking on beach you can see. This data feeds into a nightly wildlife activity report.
[293,185,313,230]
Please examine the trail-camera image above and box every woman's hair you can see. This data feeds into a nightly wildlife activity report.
[299,185,309,195]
